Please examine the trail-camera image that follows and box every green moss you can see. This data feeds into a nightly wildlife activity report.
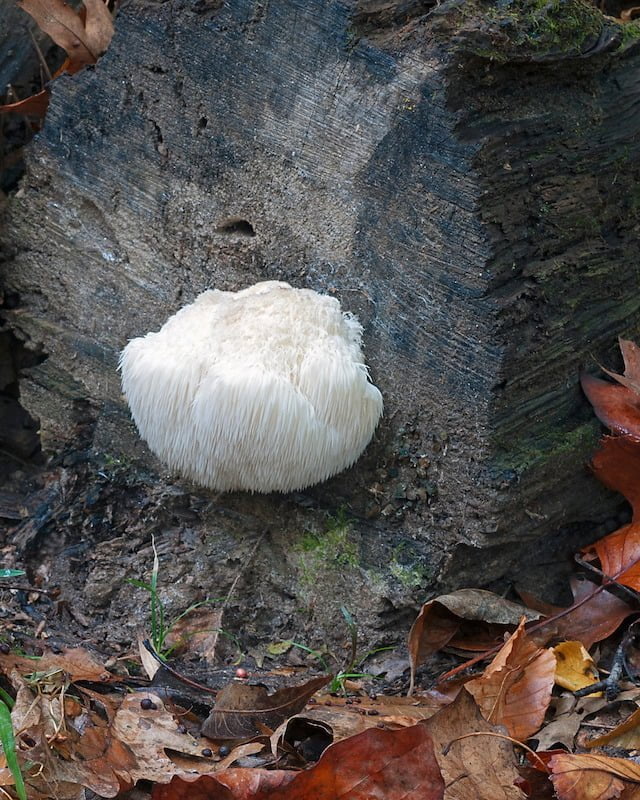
[492,418,600,477]
[619,20,640,48]
[446,0,605,62]
[294,509,360,589]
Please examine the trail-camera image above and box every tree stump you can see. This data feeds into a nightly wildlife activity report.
[2,0,640,645]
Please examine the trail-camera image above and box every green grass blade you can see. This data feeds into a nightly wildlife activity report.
[0,699,26,800]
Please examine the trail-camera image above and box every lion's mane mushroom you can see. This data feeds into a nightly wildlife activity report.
[119,281,382,492]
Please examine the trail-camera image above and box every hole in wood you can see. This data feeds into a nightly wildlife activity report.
[215,217,256,237]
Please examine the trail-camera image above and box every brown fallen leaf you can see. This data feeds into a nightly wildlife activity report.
[581,338,640,439]
[202,676,331,740]
[9,677,250,797]
[466,619,555,741]
[586,704,640,750]
[1,0,114,118]
[534,692,614,751]
[152,770,296,800]
[592,522,640,591]
[163,604,224,664]
[590,435,640,518]
[18,0,113,68]
[0,90,50,116]
[422,689,526,800]
[528,577,634,649]
[549,752,640,800]
[581,372,640,439]
[0,644,115,683]
[281,691,450,748]
[553,641,600,694]
[255,724,444,800]
[408,589,541,692]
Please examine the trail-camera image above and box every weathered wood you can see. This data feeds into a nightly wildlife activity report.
[2,0,640,644]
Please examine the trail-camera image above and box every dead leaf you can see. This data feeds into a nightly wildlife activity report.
[530,577,634,649]
[586,705,640,749]
[292,692,450,746]
[581,372,640,439]
[152,770,296,800]
[549,752,640,800]
[466,619,555,740]
[255,724,444,800]
[0,645,114,683]
[590,435,640,519]
[581,339,640,439]
[553,641,600,694]
[534,693,612,751]
[0,90,50,116]
[422,690,526,800]
[18,0,113,68]
[408,589,541,691]
[600,338,640,396]
[592,522,640,590]
[163,605,224,664]
[202,676,330,740]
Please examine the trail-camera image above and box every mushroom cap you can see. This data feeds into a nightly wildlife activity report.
[119,281,382,492]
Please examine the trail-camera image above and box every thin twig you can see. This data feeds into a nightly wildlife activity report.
[27,28,52,82]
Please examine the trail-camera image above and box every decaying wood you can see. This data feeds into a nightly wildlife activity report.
[1,0,640,644]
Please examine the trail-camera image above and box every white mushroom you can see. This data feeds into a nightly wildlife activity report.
[119,281,383,492]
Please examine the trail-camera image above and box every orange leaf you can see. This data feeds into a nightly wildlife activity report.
[0,89,50,117]
[408,589,541,691]
[581,373,640,440]
[602,338,640,396]
[549,752,640,800]
[591,435,640,521]
[465,619,555,740]
[592,522,640,590]
[256,724,444,800]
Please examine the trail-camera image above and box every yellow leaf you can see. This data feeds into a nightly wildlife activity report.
[553,641,600,694]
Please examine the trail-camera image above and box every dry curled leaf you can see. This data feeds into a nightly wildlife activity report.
[408,589,541,691]
[18,0,113,67]
[202,676,330,740]
[465,619,555,741]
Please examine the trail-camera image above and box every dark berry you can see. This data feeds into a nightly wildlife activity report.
[140,698,157,710]
[202,748,213,757]
[219,745,231,757]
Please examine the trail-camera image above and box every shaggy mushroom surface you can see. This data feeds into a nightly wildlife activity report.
[119,281,383,492]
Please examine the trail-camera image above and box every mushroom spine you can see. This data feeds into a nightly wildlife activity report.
[119,281,383,492]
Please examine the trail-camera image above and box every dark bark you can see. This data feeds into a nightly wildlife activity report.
[1,0,639,645]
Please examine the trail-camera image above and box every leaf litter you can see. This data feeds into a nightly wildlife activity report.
[5,340,640,798]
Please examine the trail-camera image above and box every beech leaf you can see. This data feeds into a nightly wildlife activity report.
[255,724,445,800]
[202,676,330,740]
[408,589,541,692]
[465,619,555,740]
